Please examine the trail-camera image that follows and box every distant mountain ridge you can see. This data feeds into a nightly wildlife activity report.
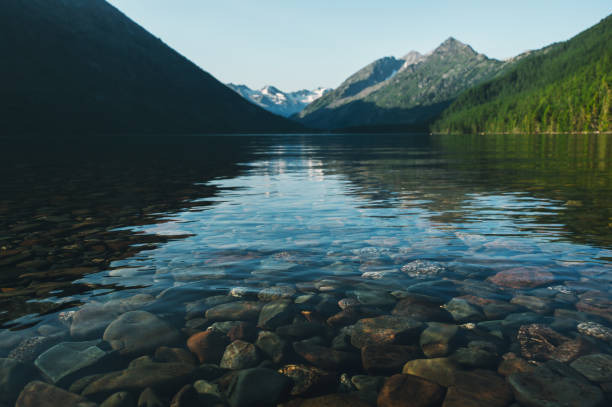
[0,0,300,135]
[227,84,331,117]
[2,0,607,135]
[298,16,611,134]
[296,37,516,130]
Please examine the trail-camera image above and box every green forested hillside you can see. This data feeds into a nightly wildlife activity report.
[432,15,612,134]
[297,39,511,130]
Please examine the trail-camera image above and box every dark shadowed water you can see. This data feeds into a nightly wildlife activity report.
[1,134,611,406]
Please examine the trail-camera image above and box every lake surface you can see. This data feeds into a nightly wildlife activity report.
[1,134,611,406]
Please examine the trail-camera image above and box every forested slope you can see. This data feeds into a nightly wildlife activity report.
[432,15,611,134]
[297,39,510,131]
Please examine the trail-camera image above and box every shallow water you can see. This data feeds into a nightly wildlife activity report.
[1,134,611,406]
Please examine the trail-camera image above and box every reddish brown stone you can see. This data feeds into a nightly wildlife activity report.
[361,344,420,374]
[497,352,535,376]
[402,357,458,387]
[459,294,498,306]
[326,309,360,328]
[378,374,445,407]
[488,267,554,289]
[517,324,589,362]
[350,316,422,348]
[442,369,513,407]
[186,329,229,364]
[576,291,612,322]
[277,364,336,396]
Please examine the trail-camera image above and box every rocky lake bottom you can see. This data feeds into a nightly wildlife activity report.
[0,134,611,407]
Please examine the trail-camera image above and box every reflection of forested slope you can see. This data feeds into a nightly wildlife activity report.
[437,134,612,249]
[309,134,612,250]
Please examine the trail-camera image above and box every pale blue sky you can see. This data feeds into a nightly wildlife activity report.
[107,0,611,92]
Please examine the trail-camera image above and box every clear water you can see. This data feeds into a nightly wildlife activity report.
[1,134,611,406]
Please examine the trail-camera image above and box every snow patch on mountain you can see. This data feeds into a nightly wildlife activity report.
[227,84,332,117]
[399,51,426,72]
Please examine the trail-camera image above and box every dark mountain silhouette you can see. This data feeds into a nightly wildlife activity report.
[0,0,301,135]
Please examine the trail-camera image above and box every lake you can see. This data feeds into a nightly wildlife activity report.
[1,134,611,406]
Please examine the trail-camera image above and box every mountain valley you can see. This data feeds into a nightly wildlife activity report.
[227,84,331,117]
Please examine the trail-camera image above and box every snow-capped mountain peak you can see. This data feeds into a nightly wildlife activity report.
[227,83,331,117]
